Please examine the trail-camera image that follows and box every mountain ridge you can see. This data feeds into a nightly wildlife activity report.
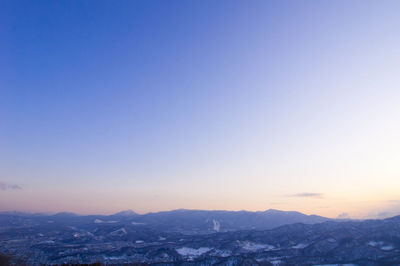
[0,208,330,217]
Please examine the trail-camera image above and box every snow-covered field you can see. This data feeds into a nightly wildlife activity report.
[176,247,212,257]
[94,219,118,224]
[239,241,275,251]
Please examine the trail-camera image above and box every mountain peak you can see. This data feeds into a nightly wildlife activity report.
[113,210,137,216]
[264,209,281,213]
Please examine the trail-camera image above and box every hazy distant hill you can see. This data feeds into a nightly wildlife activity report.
[132,209,330,233]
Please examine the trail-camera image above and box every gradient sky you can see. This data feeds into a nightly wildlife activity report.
[1,0,400,218]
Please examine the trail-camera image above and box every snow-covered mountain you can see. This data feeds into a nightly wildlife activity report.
[1,211,399,265]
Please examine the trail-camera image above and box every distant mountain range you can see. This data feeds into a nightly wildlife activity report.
[0,208,331,234]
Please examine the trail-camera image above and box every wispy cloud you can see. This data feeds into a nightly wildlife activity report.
[288,192,323,198]
[0,182,22,191]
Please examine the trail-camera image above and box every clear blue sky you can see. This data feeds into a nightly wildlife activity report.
[1,0,400,218]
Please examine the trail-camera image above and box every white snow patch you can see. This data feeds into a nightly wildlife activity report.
[94,219,118,224]
[292,243,308,249]
[39,240,55,244]
[381,245,394,251]
[368,241,384,247]
[367,241,394,251]
[266,257,285,265]
[211,249,231,257]
[109,227,127,236]
[239,241,275,252]
[103,255,128,260]
[270,260,283,266]
[131,221,146,225]
[213,219,220,231]
[176,247,212,257]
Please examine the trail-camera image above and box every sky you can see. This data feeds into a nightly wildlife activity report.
[1,0,400,219]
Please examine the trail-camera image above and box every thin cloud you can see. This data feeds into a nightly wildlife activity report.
[289,192,323,198]
[0,182,22,191]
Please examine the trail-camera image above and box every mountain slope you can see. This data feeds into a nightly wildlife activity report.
[132,209,330,233]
